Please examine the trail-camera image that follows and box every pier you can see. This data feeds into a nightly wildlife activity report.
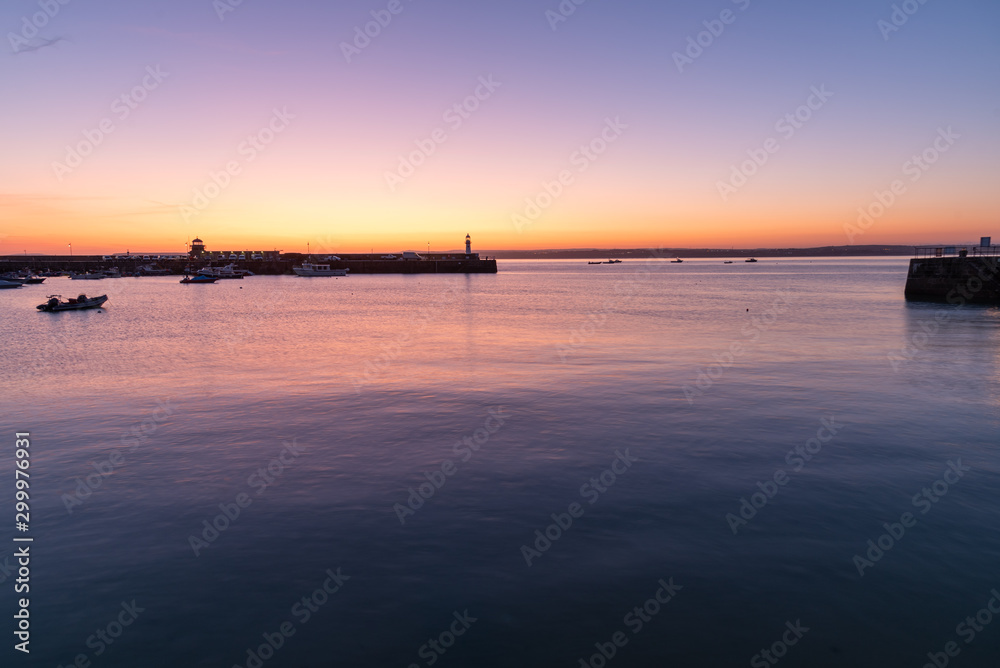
[0,234,497,276]
[904,238,1000,303]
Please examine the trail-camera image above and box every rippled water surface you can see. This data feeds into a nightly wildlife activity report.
[2,258,999,667]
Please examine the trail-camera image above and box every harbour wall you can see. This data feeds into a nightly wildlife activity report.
[1,255,498,275]
[904,256,1000,303]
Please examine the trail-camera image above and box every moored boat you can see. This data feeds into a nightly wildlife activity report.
[293,262,349,277]
[2,273,45,284]
[37,294,108,311]
[745,258,758,263]
[197,263,248,279]
[180,275,218,284]
[0,279,23,289]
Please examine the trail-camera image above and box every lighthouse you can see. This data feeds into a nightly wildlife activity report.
[465,234,471,256]
[190,238,205,257]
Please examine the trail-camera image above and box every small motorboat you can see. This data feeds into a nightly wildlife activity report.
[37,294,108,311]
[71,272,105,280]
[180,275,218,284]
[745,258,758,263]
[0,279,24,289]
[588,261,602,265]
[724,261,734,264]
[1,273,45,284]
[671,258,683,263]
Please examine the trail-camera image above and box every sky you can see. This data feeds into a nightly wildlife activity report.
[1,0,998,253]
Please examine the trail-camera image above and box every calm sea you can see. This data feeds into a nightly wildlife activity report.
[2,258,999,667]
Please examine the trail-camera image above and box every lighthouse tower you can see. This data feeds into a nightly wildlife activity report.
[465,234,472,256]
[190,238,205,258]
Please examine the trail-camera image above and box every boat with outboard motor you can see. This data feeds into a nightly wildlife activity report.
[37,294,108,311]
[180,275,218,284]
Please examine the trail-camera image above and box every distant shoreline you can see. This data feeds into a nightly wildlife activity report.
[481,245,916,260]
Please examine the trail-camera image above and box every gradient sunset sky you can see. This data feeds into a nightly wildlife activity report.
[2,0,998,254]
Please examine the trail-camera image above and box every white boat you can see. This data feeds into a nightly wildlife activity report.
[197,263,249,279]
[0,279,23,289]
[137,264,170,275]
[293,262,349,277]
[71,272,105,280]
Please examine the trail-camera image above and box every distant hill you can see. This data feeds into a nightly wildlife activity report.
[480,245,915,260]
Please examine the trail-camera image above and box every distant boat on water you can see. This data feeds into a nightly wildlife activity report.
[724,261,734,264]
[0,279,23,289]
[180,275,218,284]
[71,272,105,280]
[671,258,683,263]
[294,262,349,277]
[745,258,758,263]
